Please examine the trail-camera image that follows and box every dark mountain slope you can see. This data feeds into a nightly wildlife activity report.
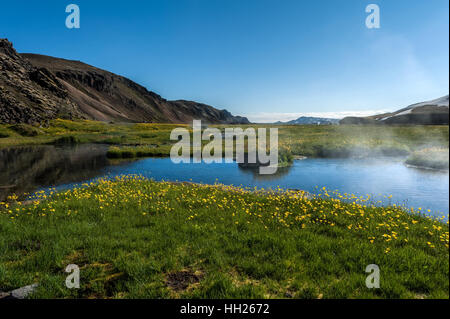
[0,39,84,124]
[284,116,339,125]
[340,95,449,125]
[0,39,249,124]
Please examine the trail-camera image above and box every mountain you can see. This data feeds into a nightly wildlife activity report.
[278,116,340,125]
[0,39,249,125]
[0,39,83,124]
[340,95,449,125]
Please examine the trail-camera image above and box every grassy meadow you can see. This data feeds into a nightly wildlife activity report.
[0,176,448,299]
[0,120,179,150]
[0,119,448,169]
[0,120,448,299]
[405,147,450,170]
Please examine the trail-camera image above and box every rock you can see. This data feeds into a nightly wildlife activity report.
[0,291,11,299]
[10,283,38,299]
[0,38,82,124]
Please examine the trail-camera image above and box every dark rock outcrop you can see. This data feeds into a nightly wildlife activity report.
[0,39,83,124]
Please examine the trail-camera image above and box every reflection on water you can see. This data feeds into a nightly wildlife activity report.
[0,144,111,201]
[1,145,448,217]
[238,165,292,180]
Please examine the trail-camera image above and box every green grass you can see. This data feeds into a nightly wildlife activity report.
[405,147,449,170]
[106,144,294,167]
[2,120,448,172]
[0,119,180,151]
[269,124,448,158]
[0,176,448,299]
[106,145,172,158]
[1,120,448,160]
[1,121,448,299]
[0,126,11,138]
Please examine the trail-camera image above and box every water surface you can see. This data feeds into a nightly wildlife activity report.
[1,145,448,217]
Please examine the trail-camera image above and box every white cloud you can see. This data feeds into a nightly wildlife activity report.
[243,110,391,123]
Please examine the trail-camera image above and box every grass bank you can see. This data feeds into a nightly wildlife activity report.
[0,120,179,152]
[0,176,448,299]
[405,147,449,170]
[270,124,448,158]
[1,120,448,159]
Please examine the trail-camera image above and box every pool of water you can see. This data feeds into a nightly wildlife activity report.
[1,144,448,217]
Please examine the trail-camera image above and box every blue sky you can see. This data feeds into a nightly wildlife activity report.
[1,0,448,122]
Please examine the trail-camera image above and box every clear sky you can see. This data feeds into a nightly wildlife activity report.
[1,0,448,122]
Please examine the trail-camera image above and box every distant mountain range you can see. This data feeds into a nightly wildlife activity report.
[340,95,449,125]
[276,116,340,125]
[0,39,249,125]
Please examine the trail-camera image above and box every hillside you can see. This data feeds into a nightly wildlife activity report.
[282,116,339,125]
[340,95,449,125]
[0,39,248,125]
[0,39,83,124]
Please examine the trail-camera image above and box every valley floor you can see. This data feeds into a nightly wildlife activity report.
[1,119,449,169]
[0,120,448,298]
